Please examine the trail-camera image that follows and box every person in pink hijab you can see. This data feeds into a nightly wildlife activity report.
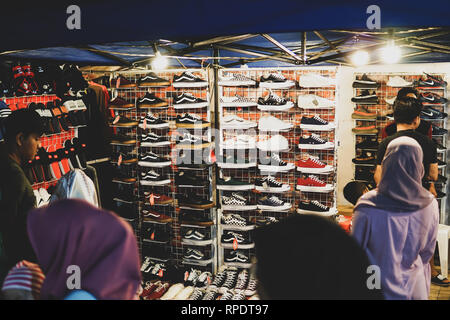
[26,199,141,300]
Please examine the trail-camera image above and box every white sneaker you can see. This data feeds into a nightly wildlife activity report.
[259,72,296,89]
[38,188,51,205]
[160,283,185,300]
[297,94,335,109]
[220,94,257,107]
[385,97,396,105]
[34,189,44,207]
[299,74,335,88]
[221,114,257,129]
[220,135,256,149]
[173,286,194,300]
[257,135,290,152]
[219,72,255,86]
[258,115,293,132]
[387,76,413,87]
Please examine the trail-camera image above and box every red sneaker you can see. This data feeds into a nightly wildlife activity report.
[296,157,333,174]
[296,175,333,193]
[109,96,135,109]
[111,75,136,88]
[142,208,173,223]
[141,280,162,299]
[145,282,170,300]
[143,192,174,205]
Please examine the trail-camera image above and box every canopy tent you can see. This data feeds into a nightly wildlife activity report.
[2,0,450,67]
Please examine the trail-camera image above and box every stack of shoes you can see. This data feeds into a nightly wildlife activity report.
[57,64,89,98]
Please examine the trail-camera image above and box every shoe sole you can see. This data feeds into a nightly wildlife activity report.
[298,143,334,150]
[221,205,257,211]
[141,141,171,147]
[110,139,137,145]
[221,124,257,130]
[259,82,295,89]
[220,242,255,249]
[138,102,169,109]
[218,81,256,86]
[257,204,292,211]
[138,161,172,168]
[352,129,378,134]
[217,184,255,191]
[173,82,208,88]
[174,102,208,109]
[179,203,215,209]
[112,178,136,183]
[139,123,169,129]
[180,220,214,227]
[109,122,139,127]
[258,126,293,132]
[111,158,138,165]
[109,104,135,109]
[221,224,255,231]
[296,185,334,193]
[140,179,171,186]
[255,185,291,193]
[296,165,334,174]
[297,207,338,216]
[220,102,257,107]
[182,239,213,246]
[299,124,335,131]
[257,103,294,111]
[258,164,295,172]
[118,84,137,88]
[143,216,173,223]
[176,142,212,149]
[217,162,257,168]
[138,82,170,87]
[175,122,211,129]
[351,113,377,120]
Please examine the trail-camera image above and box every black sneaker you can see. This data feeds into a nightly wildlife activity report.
[255,176,290,193]
[257,195,292,211]
[217,154,257,168]
[140,132,170,147]
[176,113,210,128]
[297,200,335,215]
[355,167,375,182]
[351,90,378,103]
[433,139,446,151]
[352,74,379,89]
[138,73,170,87]
[176,150,214,169]
[174,93,208,109]
[176,132,211,149]
[111,151,138,165]
[224,251,250,264]
[418,73,447,88]
[352,151,376,164]
[436,190,446,199]
[137,93,168,109]
[432,125,448,136]
[437,159,447,168]
[300,115,334,130]
[420,92,448,104]
[110,134,137,145]
[298,134,334,149]
[259,73,295,89]
[258,153,295,172]
[175,171,207,187]
[179,209,214,226]
[356,138,379,150]
[436,174,447,184]
[140,170,171,185]
[221,231,252,246]
[257,91,294,111]
[420,107,447,120]
[251,216,279,227]
[139,113,169,129]
[142,225,170,243]
[178,194,214,209]
[112,167,137,183]
[138,152,171,167]
[184,248,206,260]
[173,71,208,88]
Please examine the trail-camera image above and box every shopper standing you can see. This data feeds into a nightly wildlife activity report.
[0,109,43,285]
[353,136,439,299]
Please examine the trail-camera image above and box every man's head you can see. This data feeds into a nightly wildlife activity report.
[3,109,43,163]
[393,97,422,128]
[397,87,419,100]
[343,181,369,205]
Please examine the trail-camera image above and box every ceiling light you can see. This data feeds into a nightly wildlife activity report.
[380,41,401,64]
[351,50,369,66]
[151,51,168,70]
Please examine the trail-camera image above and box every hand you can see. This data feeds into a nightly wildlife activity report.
[429,182,437,198]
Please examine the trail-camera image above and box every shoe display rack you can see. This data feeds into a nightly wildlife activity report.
[216,67,339,269]
[107,69,218,280]
[351,72,448,222]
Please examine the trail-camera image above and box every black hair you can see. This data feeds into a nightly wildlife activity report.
[343,181,368,205]
[393,97,422,124]
[3,109,44,143]
[397,87,419,99]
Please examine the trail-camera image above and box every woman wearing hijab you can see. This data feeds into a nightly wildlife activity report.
[26,199,141,300]
[253,214,384,300]
[352,136,439,300]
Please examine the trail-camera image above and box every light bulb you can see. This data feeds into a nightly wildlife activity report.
[380,42,401,64]
[151,52,168,70]
[350,50,369,66]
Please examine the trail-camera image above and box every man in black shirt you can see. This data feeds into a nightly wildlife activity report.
[374,97,438,190]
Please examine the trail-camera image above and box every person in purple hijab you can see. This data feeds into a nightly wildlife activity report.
[26,199,141,300]
[352,136,439,300]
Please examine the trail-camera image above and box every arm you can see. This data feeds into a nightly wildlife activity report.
[374,165,382,185]
[351,209,371,250]
[428,163,438,182]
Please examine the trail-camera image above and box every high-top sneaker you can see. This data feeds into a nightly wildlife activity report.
[22,63,39,95]
[12,64,30,96]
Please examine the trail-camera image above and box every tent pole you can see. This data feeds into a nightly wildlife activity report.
[301,32,307,64]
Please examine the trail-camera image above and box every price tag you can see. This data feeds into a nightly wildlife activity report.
[210,150,216,163]
[150,232,155,241]
[158,269,164,278]
[117,154,123,166]
[149,193,155,206]
[184,271,189,281]
[113,115,120,125]
[143,118,147,130]
[116,77,121,88]
[233,238,238,251]
[237,107,242,112]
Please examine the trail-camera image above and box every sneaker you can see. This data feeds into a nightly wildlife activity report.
[418,73,447,88]
[356,138,379,150]
[220,135,256,149]
[184,268,202,286]
[137,93,168,109]
[145,282,171,300]
[175,171,207,187]
[351,106,377,120]
[436,190,446,199]
[221,231,252,247]
[142,208,173,223]
[142,225,169,243]
[420,92,448,104]
[258,115,293,132]
[385,97,396,105]
[245,276,257,296]
[140,132,171,147]
[255,176,290,193]
[188,288,206,300]
[217,155,257,169]
[208,266,228,291]
[221,214,249,228]
[110,134,137,145]
[219,268,239,294]
[257,195,292,211]
[352,74,379,89]
[297,200,337,215]
[437,159,446,168]
[432,124,448,136]
[252,216,279,227]
[176,113,210,128]
[297,94,335,109]
[217,176,254,191]
[174,92,208,109]
[219,72,256,86]
[259,72,295,89]
[221,114,257,129]
[355,167,375,182]
[352,151,376,165]
[257,135,290,152]
[351,90,378,103]
[300,115,335,131]
[140,170,171,185]
[138,73,170,87]
[142,193,174,205]
[387,76,413,87]
[173,71,208,88]
[176,150,214,169]
[111,75,136,88]
[109,115,138,127]
[219,289,234,300]
[297,156,334,173]
[173,286,195,300]
[232,290,246,300]
[257,91,294,111]
[222,193,257,211]
[139,113,169,129]
[433,139,446,152]
[159,283,184,300]
[178,195,214,209]
[183,248,205,261]
[179,210,214,226]
[296,175,334,193]
[224,251,250,265]
[138,152,171,167]
[352,125,378,135]
[176,132,211,149]
[195,271,212,288]
[298,134,334,150]
[258,153,295,172]
[202,288,219,300]
[109,96,134,109]
[219,94,257,107]
[235,269,249,291]
[436,174,447,184]
[420,107,447,120]
[299,73,335,88]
